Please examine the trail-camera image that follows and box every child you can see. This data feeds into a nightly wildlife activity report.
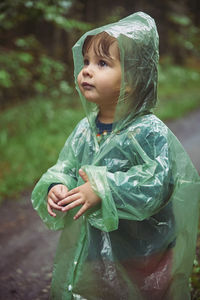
[32,12,200,300]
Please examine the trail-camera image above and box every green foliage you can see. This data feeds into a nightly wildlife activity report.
[158,58,200,88]
[0,96,84,201]
[0,0,92,106]
[168,12,200,58]
[0,70,12,88]
[155,60,200,120]
[0,0,91,32]
[0,36,72,103]
[190,231,200,299]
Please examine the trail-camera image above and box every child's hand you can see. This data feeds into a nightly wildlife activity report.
[58,169,101,220]
[47,184,68,217]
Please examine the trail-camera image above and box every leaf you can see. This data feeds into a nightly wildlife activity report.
[169,13,191,27]
[18,52,33,63]
[0,70,12,88]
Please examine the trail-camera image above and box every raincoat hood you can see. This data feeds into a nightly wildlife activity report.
[73,12,159,133]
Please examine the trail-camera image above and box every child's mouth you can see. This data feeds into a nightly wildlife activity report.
[82,82,94,90]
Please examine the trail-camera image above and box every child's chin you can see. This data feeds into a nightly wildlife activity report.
[84,97,99,104]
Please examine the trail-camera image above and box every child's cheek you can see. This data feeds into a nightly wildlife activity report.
[77,72,82,89]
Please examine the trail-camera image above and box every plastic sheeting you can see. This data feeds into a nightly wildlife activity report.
[32,12,200,299]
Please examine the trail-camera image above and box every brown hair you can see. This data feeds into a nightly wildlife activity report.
[82,32,120,59]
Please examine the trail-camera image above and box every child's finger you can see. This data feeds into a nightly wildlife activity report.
[73,203,88,220]
[79,169,89,182]
[48,192,59,203]
[47,203,56,217]
[48,198,62,210]
[61,199,83,212]
[52,185,67,199]
[60,185,69,197]
[66,187,79,196]
[58,193,80,206]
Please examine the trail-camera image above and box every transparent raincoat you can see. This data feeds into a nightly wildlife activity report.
[31,12,200,300]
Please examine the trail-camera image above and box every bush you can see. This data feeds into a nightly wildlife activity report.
[0,95,83,201]
[0,36,73,107]
[0,0,92,108]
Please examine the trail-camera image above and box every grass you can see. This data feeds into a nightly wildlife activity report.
[0,63,200,201]
[155,63,200,119]
[0,95,84,201]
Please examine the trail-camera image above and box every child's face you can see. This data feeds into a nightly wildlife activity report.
[77,40,121,110]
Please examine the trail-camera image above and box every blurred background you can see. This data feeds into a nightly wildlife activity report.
[0,0,200,298]
[0,0,200,200]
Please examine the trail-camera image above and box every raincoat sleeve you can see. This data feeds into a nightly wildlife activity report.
[83,126,173,232]
[31,129,78,231]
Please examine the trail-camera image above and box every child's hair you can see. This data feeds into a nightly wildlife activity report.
[82,32,120,60]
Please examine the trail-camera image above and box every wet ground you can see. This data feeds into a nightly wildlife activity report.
[0,109,200,300]
[0,191,60,300]
[167,109,200,173]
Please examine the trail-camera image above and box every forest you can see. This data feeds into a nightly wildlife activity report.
[0,0,200,108]
[0,0,200,298]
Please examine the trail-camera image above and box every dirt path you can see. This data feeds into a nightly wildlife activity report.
[167,109,200,173]
[0,191,60,300]
[0,110,200,300]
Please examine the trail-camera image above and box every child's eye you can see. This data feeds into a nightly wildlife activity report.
[99,60,108,67]
[84,59,89,66]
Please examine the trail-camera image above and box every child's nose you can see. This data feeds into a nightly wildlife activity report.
[82,65,93,77]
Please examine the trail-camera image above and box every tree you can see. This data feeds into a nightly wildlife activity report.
[0,0,92,107]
